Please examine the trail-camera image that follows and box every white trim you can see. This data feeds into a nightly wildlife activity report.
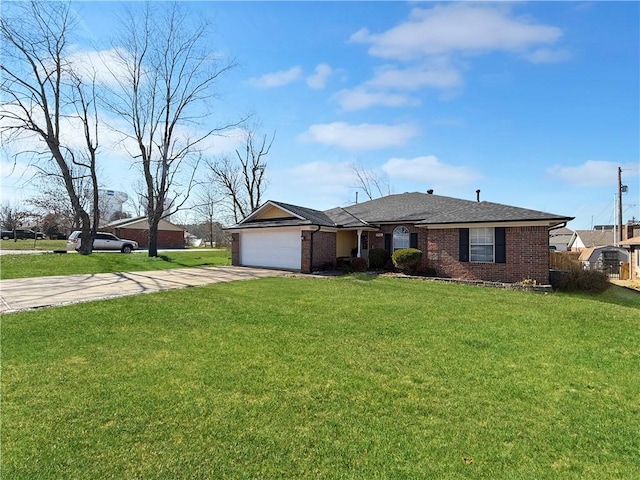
[239,201,306,224]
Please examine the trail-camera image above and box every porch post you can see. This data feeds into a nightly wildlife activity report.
[356,229,362,258]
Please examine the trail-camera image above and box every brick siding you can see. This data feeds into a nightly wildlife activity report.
[231,233,240,265]
[369,224,550,284]
[302,230,336,273]
[425,226,550,284]
[113,228,185,249]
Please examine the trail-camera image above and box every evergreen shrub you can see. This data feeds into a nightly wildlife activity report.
[392,248,423,274]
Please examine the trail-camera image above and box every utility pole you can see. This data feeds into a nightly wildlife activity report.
[618,167,623,243]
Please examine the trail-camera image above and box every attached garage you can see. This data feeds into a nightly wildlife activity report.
[240,227,302,270]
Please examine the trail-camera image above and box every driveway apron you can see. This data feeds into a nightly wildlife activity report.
[0,266,286,314]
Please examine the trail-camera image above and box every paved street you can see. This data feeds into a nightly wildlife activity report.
[0,266,287,314]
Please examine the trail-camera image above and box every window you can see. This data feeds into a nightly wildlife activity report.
[460,227,506,263]
[393,226,409,251]
[361,234,368,251]
[470,227,494,262]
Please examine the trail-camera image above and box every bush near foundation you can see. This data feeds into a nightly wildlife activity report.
[557,268,609,293]
[368,248,389,270]
[350,257,369,272]
[392,248,423,274]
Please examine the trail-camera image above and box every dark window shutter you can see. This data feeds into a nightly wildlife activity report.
[410,232,418,249]
[384,233,392,253]
[495,227,506,263]
[459,228,469,262]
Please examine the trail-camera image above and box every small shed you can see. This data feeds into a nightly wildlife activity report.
[578,245,628,274]
[105,217,185,249]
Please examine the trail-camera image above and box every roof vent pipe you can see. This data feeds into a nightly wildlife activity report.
[476,189,481,202]
[427,189,434,194]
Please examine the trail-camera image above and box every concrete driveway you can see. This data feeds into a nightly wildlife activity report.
[0,266,288,314]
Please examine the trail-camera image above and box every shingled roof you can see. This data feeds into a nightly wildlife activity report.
[230,200,336,229]
[329,192,572,226]
[571,230,616,248]
[231,192,572,229]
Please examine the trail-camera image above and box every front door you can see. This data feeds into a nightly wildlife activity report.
[360,232,369,259]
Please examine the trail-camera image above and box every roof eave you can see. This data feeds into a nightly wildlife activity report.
[417,218,574,229]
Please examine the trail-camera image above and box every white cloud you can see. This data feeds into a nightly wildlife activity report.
[333,87,413,111]
[247,66,303,88]
[65,47,133,86]
[366,60,463,91]
[350,4,562,61]
[382,155,482,185]
[269,161,356,208]
[299,122,419,150]
[523,48,571,64]
[547,160,639,187]
[286,161,354,193]
[306,63,333,89]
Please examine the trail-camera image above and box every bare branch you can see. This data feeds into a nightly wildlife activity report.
[103,2,238,256]
[1,0,101,253]
[349,161,392,201]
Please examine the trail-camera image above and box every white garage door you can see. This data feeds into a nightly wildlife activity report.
[240,228,302,270]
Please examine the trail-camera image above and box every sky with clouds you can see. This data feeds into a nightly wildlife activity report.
[1,1,638,230]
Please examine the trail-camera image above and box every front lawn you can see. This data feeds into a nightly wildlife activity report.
[0,249,231,279]
[2,277,638,479]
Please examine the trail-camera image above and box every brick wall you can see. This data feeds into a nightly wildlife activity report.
[368,224,423,250]
[301,230,336,273]
[113,228,185,248]
[425,226,550,284]
[368,224,551,284]
[231,233,240,266]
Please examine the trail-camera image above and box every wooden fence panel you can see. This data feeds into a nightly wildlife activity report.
[620,262,630,280]
[550,251,581,270]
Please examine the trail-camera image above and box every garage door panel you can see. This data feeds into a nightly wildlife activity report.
[240,228,302,270]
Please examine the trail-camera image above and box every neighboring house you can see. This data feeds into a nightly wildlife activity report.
[549,227,574,252]
[104,217,185,248]
[619,236,640,280]
[568,229,616,251]
[227,192,573,284]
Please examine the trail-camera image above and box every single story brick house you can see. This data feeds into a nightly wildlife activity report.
[227,192,573,284]
[104,217,185,249]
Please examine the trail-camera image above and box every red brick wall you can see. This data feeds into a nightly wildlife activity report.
[231,233,240,265]
[301,230,336,273]
[425,226,550,284]
[113,228,185,249]
[368,224,424,250]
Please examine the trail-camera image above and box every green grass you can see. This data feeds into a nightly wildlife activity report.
[0,239,67,250]
[2,277,638,479]
[0,249,231,279]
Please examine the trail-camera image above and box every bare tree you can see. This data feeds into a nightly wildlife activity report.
[105,3,238,257]
[350,161,391,201]
[0,1,101,254]
[192,184,221,246]
[208,128,274,223]
[26,169,102,234]
[0,202,30,231]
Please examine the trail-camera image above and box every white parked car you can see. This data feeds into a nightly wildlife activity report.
[67,231,139,253]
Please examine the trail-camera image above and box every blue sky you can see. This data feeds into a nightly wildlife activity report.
[1,1,638,230]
